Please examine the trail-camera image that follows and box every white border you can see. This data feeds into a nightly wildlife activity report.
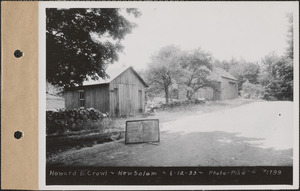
[39,1,299,190]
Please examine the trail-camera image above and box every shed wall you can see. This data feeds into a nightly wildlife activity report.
[65,90,79,109]
[109,69,146,116]
[65,84,110,113]
[194,87,214,100]
[220,77,238,100]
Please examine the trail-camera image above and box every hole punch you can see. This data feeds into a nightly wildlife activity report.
[14,131,23,139]
[14,50,23,58]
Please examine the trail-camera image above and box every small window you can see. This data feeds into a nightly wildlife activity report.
[79,90,85,108]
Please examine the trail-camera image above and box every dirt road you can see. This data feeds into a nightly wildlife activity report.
[48,101,294,166]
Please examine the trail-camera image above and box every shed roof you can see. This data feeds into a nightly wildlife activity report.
[83,66,148,87]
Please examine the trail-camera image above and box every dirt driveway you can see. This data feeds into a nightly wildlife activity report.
[47,101,293,166]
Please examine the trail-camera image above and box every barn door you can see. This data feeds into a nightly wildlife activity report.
[118,84,141,116]
[114,88,119,116]
[138,90,142,113]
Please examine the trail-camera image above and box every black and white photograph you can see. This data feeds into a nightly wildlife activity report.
[41,1,299,189]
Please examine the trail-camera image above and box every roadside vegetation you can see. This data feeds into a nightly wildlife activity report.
[46,97,256,158]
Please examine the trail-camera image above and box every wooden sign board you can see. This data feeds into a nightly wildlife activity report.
[125,119,160,144]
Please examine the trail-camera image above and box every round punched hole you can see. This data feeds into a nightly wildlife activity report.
[14,50,23,58]
[279,114,281,116]
[14,131,23,139]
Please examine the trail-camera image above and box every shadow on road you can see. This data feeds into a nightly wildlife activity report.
[47,131,292,167]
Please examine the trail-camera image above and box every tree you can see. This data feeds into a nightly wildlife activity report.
[212,59,232,72]
[258,14,294,101]
[240,80,265,100]
[286,13,293,59]
[179,49,216,100]
[229,60,260,92]
[145,45,183,104]
[264,57,293,100]
[46,8,140,88]
[259,52,280,86]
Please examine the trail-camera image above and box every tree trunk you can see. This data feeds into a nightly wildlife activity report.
[165,88,169,104]
[186,90,193,100]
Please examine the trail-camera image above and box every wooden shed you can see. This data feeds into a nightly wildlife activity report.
[65,66,148,117]
[177,67,238,100]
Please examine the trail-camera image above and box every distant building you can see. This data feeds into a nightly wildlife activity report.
[64,66,148,116]
[175,67,238,100]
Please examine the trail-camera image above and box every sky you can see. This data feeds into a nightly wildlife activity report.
[111,2,297,70]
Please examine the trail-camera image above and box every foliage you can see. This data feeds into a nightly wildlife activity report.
[213,58,260,92]
[145,45,183,104]
[46,81,64,97]
[46,8,140,88]
[264,57,293,101]
[258,13,294,101]
[229,60,260,91]
[213,57,238,72]
[179,49,217,100]
[145,46,220,102]
[240,80,265,99]
[146,98,206,113]
[258,52,280,86]
[286,13,293,59]
[46,108,109,135]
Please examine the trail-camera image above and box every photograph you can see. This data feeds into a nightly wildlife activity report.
[41,1,298,188]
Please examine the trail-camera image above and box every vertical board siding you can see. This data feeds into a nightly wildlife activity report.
[66,68,146,116]
[84,85,109,113]
[65,90,79,109]
[65,84,109,113]
[220,77,238,99]
[109,69,146,116]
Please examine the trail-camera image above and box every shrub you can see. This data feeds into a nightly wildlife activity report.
[146,98,206,112]
[46,108,109,135]
[240,80,265,99]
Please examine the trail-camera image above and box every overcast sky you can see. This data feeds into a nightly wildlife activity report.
[112,2,296,70]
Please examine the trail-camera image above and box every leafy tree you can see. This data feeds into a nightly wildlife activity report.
[258,52,280,86]
[46,8,140,88]
[179,49,217,100]
[229,60,260,91]
[145,45,183,104]
[213,57,239,72]
[264,57,293,100]
[240,80,265,100]
[259,14,294,101]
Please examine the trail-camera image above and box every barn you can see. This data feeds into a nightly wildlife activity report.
[176,67,238,100]
[64,66,148,117]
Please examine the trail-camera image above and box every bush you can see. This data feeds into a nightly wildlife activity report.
[146,98,206,112]
[46,108,109,135]
[240,80,265,99]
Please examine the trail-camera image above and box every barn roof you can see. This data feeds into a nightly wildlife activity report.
[212,67,238,81]
[82,66,148,87]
